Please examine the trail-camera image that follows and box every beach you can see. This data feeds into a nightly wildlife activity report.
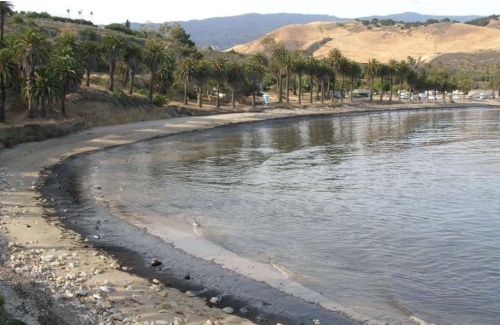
[0,101,497,325]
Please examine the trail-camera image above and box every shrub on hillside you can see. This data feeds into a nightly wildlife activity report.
[79,28,98,41]
[112,90,130,106]
[153,94,168,107]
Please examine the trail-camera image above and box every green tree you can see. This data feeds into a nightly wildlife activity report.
[54,30,81,58]
[245,57,265,108]
[142,41,165,102]
[154,55,174,95]
[317,60,331,104]
[397,60,410,101]
[291,51,307,105]
[176,57,197,105]
[227,60,245,109]
[0,47,18,122]
[272,47,291,103]
[81,41,100,87]
[378,63,388,101]
[387,59,398,101]
[100,34,125,91]
[0,1,14,42]
[193,60,211,108]
[15,27,50,119]
[338,57,350,103]
[365,59,381,102]
[304,57,320,104]
[122,42,142,94]
[51,56,82,116]
[211,56,228,109]
[328,48,343,102]
[349,61,362,102]
[23,67,60,118]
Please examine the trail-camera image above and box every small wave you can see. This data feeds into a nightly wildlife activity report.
[269,259,301,280]
[410,315,436,325]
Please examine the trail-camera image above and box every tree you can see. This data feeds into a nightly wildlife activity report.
[272,47,291,103]
[365,59,381,102]
[54,30,81,58]
[458,74,474,99]
[82,41,100,87]
[328,48,343,102]
[316,60,331,104]
[245,56,265,108]
[406,69,419,101]
[0,1,14,41]
[211,56,228,109]
[125,20,131,29]
[397,60,410,100]
[304,57,319,104]
[227,60,245,109]
[122,43,142,95]
[100,34,125,91]
[51,56,82,116]
[142,41,165,102]
[0,47,18,122]
[338,57,350,103]
[193,60,211,108]
[387,59,398,101]
[291,51,307,105]
[23,67,60,118]
[154,55,174,95]
[349,61,362,102]
[15,27,50,119]
[176,57,197,105]
[378,63,388,101]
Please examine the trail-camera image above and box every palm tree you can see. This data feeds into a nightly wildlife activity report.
[67,9,70,19]
[0,48,18,122]
[304,57,319,104]
[211,56,228,109]
[90,11,94,23]
[79,10,83,23]
[15,27,50,119]
[349,61,361,102]
[100,34,125,91]
[51,56,82,116]
[122,43,142,95]
[54,30,81,58]
[23,67,60,118]
[338,57,350,103]
[227,60,245,109]
[193,60,211,108]
[328,48,343,102]
[143,41,165,102]
[378,63,388,102]
[365,59,381,102]
[397,60,410,101]
[154,55,174,95]
[406,70,419,101]
[245,58,265,108]
[176,57,197,105]
[291,51,306,105]
[272,47,291,103]
[82,41,99,87]
[0,1,14,42]
[317,60,331,105]
[387,60,398,101]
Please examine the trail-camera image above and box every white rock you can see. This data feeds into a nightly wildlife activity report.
[222,307,234,314]
[210,297,220,304]
[99,286,114,293]
[112,313,124,321]
[185,291,196,297]
[102,301,111,309]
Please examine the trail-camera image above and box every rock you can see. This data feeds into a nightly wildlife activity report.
[210,297,220,304]
[158,309,169,313]
[157,290,168,297]
[185,291,196,297]
[184,274,191,280]
[76,290,88,297]
[155,321,169,325]
[173,317,184,325]
[126,285,134,290]
[222,307,234,314]
[151,259,162,267]
[204,321,214,325]
[239,307,249,314]
[152,279,160,284]
[102,301,112,309]
[99,286,114,293]
[112,313,124,321]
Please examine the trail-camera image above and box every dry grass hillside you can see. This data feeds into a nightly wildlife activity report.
[230,21,500,64]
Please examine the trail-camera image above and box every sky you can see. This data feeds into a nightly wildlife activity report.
[11,0,500,25]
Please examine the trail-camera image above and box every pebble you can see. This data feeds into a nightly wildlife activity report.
[222,307,234,314]
[185,291,196,297]
[210,297,220,304]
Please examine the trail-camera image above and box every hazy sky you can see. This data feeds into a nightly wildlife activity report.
[11,0,500,24]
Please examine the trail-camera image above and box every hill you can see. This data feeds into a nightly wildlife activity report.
[230,21,500,66]
[129,12,483,50]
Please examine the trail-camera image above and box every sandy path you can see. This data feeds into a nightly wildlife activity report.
[0,103,497,325]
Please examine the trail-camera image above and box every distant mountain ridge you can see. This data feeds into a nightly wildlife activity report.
[128,12,484,50]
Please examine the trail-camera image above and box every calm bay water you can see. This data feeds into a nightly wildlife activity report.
[84,108,500,325]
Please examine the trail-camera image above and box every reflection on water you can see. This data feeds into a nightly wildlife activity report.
[86,108,500,325]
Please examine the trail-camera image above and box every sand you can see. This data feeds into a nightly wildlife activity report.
[0,101,498,325]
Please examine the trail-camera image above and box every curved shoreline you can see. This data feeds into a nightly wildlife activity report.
[0,103,497,325]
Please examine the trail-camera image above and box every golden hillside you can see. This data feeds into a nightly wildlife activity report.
[230,21,500,64]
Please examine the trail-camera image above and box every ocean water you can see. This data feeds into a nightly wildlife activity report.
[82,108,500,325]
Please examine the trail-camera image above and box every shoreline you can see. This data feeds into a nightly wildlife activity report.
[1,102,498,325]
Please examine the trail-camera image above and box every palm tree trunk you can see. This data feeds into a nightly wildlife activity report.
[380,76,384,101]
[231,88,236,109]
[86,62,92,87]
[27,72,35,119]
[0,76,6,122]
[298,74,302,105]
[331,76,336,102]
[293,76,297,96]
[370,77,374,102]
[278,75,283,103]
[0,16,4,42]
[435,87,437,102]
[320,79,324,104]
[286,72,290,104]
[184,81,188,105]
[309,75,313,104]
[108,54,115,91]
[61,85,66,116]
[399,73,403,101]
[216,82,220,109]
[350,74,355,102]
[197,83,203,108]
[148,71,155,103]
[389,75,393,101]
[340,75,345,103]
[129,71,135,95]
[40,101,46,118]
[252,81,256,108]
[326,79,330,100]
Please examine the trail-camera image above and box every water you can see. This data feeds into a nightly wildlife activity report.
[82,108,500,325]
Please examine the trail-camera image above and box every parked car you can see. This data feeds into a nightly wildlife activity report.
[401,93,410,100]
[466,95,473,100]
[419,93,427,100]
[453,95,462,100]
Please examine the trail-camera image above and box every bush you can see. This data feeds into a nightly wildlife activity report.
[112,90,130,106]
[79,28,98,41]
[153,94,168,107]
[105,23,134,35]
[10,14,24,25]
[134,88,148,96]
